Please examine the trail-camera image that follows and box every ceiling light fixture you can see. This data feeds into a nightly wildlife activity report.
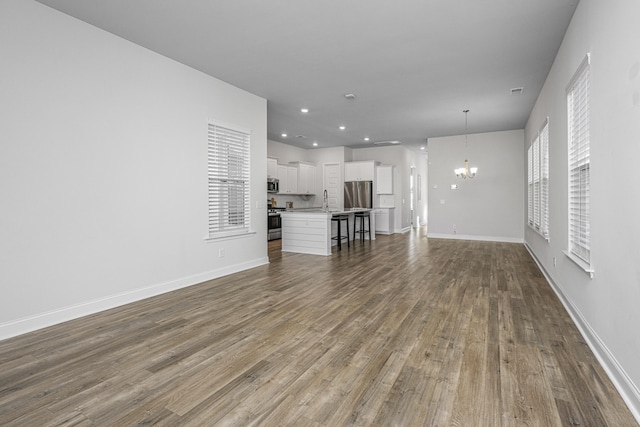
[339,125,346,130]
[454,109,478,179]
[364,137,370,141]
[281,133,288,138]
[312,142,318,147]
[300,108,309,113]
[344,93,356,100]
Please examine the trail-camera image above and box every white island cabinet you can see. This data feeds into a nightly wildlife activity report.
[280,209,375,256]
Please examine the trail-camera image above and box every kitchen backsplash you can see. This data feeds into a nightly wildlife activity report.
[268,194,317,209]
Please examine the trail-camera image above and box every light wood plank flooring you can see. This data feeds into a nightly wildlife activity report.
[0,229,637,426]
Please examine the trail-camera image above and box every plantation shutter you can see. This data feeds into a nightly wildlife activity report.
[207,122,251,237]
[567,55,591,264]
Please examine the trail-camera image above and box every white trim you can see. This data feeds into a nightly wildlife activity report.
[205,230,256,242]
[563,249,595,278]
[527,223,551,242]
[0,257,269,341]
[566,53,591,93]
[427,233,524,243]
[525,244,640,424]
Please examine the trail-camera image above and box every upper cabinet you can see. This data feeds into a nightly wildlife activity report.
[290,161,316,195]
[344,161,375,182]
[376,165,394,194]
[277,161,316,195]
[277,164,298,194]
[267,157,278,179]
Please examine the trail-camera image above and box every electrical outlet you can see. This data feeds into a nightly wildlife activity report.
[219,248,225,258]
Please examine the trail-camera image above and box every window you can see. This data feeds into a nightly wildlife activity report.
[527,119,549,239]
[567,54,591,266]
[207,121,251,238]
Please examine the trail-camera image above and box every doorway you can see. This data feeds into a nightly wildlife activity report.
[323,163,341,210]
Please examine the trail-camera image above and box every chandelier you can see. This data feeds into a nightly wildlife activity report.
[454,109,478,179]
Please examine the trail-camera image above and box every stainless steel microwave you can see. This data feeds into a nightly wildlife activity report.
[267,178,279,193]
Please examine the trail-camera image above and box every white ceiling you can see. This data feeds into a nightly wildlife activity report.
[35,0,579,150]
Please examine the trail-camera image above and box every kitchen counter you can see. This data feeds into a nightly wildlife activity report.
[280,209,375,256]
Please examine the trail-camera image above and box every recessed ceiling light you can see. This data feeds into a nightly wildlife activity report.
[312,142,318,147]
[339,125,346,131]
[421,146,425,150]
[364,137,370,141]
[344,93,356,100]
[281,133,287,138]
[300,108,309,113]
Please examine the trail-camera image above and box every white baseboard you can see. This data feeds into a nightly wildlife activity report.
[524,244,640,424]
[427,233,524,244]
[0,257,269,341]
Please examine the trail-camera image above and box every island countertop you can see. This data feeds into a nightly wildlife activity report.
[280,208,372,216]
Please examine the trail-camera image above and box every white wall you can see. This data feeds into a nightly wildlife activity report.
[428,130,524,242]
[0,0,268,339]
[525,0,640,418]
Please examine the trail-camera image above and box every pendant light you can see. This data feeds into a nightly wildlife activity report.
[454,109,478,179]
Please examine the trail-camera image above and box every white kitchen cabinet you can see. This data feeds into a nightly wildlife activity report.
[290,161,316,195]
[267,157,278,179]
[376,165,394,194]
[344,161,375,182]
[277,164,298,194]
[374,208,395,234]
[287,166,298,194]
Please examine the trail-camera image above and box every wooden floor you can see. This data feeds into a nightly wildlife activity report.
[0,229,637,426]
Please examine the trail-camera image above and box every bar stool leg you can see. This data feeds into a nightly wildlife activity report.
[367,214,371,241]
[346,217,350,248]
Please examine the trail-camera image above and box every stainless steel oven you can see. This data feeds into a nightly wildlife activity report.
[267,208,284,240]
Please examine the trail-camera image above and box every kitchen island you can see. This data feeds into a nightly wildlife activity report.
[280,209,375,256]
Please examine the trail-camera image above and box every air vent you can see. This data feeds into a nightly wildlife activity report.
[373,140,401,145]
[511,87,524,95]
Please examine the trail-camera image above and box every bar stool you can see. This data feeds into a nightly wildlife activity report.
[353,211,372,243]
[331,215,350,250]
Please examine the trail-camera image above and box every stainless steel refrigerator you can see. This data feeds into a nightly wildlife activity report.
[344,181,373,209]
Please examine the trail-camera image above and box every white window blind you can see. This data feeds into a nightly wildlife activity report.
[527,119,550,239]
[532,136,541,229]
[527,145,534,226]
[540,121,549,237]
[567,55,591,264]
[207,122,251,238]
